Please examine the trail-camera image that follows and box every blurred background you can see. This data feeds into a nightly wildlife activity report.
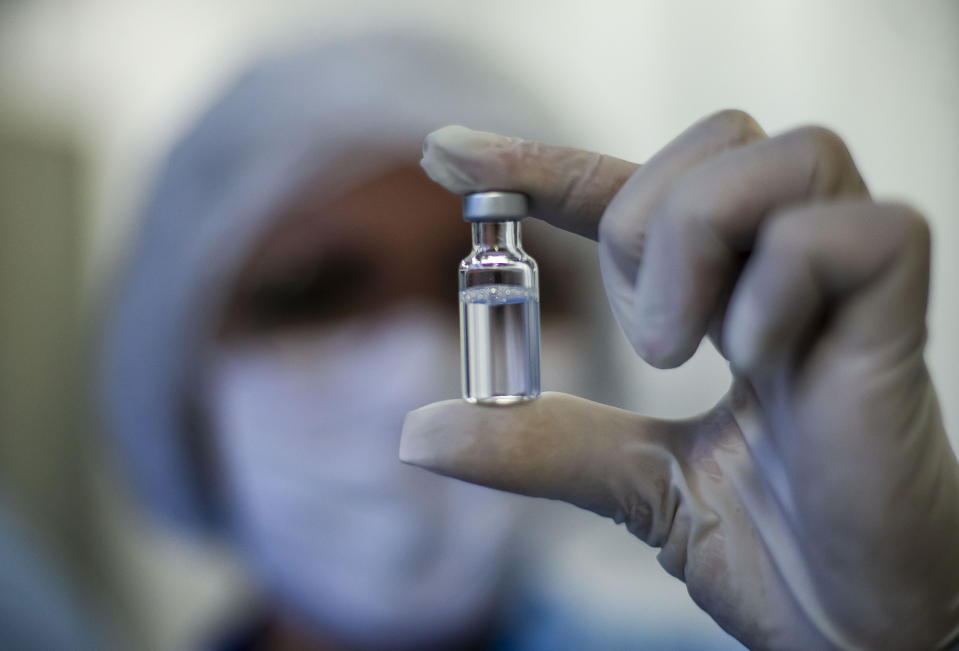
[0,1,956,649]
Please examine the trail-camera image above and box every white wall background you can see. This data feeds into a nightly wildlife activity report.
[1,1,956,648]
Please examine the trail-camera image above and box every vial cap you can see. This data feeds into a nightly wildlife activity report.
[462,191,528,222]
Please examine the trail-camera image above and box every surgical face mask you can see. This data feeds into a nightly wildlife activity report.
[205,306,521,649]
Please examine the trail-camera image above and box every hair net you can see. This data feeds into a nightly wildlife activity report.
[102,33,555,533]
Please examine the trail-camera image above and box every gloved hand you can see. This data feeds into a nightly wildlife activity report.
[400,112,959,650]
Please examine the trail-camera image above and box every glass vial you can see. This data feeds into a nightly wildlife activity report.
[459,191,540,404]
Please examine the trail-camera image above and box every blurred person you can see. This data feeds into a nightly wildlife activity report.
[403,116,959,649]
[102,34,605,651]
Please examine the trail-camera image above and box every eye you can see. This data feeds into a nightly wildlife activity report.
[229,253,375,333]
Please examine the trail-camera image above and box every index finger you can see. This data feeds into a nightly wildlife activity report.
[421,125,639,239]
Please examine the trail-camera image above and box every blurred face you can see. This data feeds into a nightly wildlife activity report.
[204,161,521,649]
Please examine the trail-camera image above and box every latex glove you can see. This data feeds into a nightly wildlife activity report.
[400,113,959,649]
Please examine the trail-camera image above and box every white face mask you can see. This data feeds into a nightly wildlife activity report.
[205,307,522,648]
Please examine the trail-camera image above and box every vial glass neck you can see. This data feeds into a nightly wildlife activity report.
[472,220,521,251]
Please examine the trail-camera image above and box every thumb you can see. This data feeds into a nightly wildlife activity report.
[421,126,639,239]
[400,391,684,545]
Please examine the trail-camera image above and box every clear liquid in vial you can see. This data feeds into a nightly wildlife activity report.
[459,284,540,404]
